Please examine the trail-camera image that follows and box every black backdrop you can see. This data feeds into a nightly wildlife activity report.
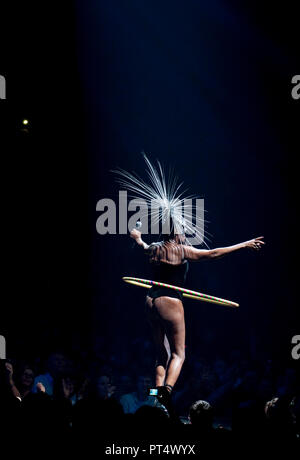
[1,1,299,365]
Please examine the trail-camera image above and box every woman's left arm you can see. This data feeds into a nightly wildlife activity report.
[209,236,265,258]
[184,236,265,261]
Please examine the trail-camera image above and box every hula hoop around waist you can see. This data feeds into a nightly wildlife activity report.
[122,276,239,308]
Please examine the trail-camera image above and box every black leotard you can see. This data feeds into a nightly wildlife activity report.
[148,259,189,301]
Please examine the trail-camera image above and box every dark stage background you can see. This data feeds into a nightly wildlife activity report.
[1,1,299,369]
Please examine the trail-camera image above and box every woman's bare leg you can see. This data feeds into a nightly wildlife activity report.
[146,295,185,389]
[146,296,170,386]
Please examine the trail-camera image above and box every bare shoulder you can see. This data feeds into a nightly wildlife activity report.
[147,241,161,251]
[182,245,212,261]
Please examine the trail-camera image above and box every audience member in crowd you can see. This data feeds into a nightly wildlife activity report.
[189,399,214,432]
[96,374,116,400]
[1,361,22,401]
[16,364,35,399]
[120,374,156,413]
[33,351,70,395]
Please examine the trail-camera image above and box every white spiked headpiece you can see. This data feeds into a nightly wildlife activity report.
[113,154,208,246]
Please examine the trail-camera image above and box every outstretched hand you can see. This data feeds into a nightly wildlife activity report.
[36,382,46,393]
[245,236,265,251]
[130,229,141,240]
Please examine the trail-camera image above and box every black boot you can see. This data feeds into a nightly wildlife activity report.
[156,385,172,408]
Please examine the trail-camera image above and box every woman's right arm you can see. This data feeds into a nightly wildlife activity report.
[130,229,150,250]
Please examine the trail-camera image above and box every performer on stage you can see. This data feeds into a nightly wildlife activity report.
[114,155,265,404]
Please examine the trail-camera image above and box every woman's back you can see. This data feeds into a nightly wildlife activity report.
[147,240,189,287]
[148,240,185,265]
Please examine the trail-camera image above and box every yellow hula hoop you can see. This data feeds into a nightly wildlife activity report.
[122,276,239,308]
